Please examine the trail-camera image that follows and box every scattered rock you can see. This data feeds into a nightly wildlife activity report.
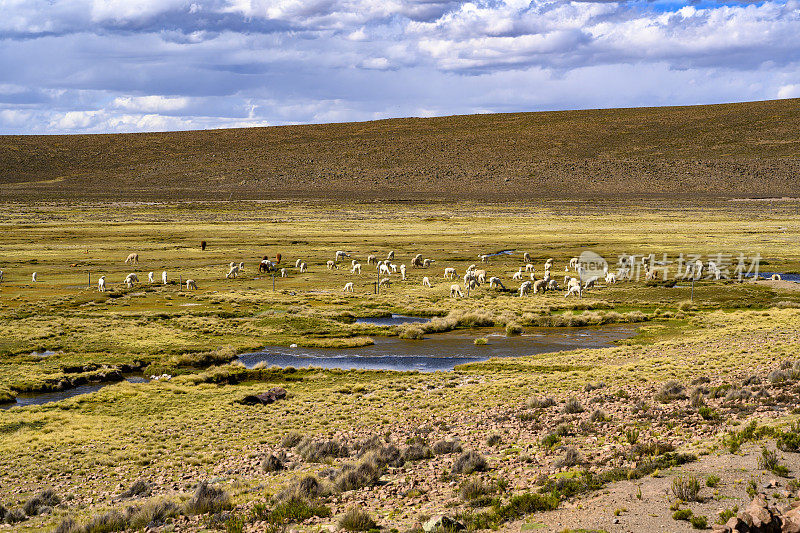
[423,515,464,532]
[239,387,287,405]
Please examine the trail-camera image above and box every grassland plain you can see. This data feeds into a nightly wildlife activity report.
[1,200,800,532]
[2,98,800,201]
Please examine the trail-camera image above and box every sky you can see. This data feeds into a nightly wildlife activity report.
[0,0,798,134]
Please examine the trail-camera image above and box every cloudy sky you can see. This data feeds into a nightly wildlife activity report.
[1,0,798,134]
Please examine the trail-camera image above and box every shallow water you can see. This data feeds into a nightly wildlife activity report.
[238,325,636,372]
[355,314,431,326]
[0,375,148,410]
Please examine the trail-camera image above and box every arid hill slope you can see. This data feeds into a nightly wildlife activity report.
[1,99,799,201]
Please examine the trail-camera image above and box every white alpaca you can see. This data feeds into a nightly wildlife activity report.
[488,277,505,289]
[186,279,197,290]
[474,269,486,284]
[379,263,392,276]
[379,277,391,288]
[226,265,240,279]
[280,268,287,278]
[343,282,354,292]
[463,272,475,286]
[547,279,558,290]
[519,280,531,296]
[479,254,489,263]
[238,262,245,271]
[513,268,523,281]
[412,254,424,267]
[645,269,657,281]
[444,267,456,280]
[605,273,617,284]
[335,250,350,262]
[31,272,38,282]
[464,278,479,291]
[0,269,3,282]
[467,264,477,272]
[125,253,139,265]
[771,274,782,281]
[351,263,362,274]
[299,262,308,273]
[565,285,582,298]
[583,276,599,289]
[525,263,535,272]
[98,276,106,292]
[387,251,395,260]
[162,271,168,285]
[564,274,571,286]
[543,272,551,283]
[523,252,532,263]
[450,284,463,298]
[400,264,406,280]
[422,276,431,288]
[327,260,337,270]
[422,258,433,267]
[367,255,377,265]
[148,271,154,283]
[295,259,303,268]
[569,257,579,270]
[533,279,547,294]
[124,273,138,288]
[567,277,580,289]
[390,263,398,273]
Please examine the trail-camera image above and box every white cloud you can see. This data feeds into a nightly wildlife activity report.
[360,57,391,69]
[112,95,191,112]
[777,84,800,98]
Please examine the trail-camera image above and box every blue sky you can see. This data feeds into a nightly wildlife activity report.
[0,0,798,134]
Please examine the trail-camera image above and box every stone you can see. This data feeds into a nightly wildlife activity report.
[423,515,464,533]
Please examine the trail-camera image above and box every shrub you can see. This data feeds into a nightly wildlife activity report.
[671,475,701,502]
[83,510,126,533]
[655,381,686,403]
[125,499,179,529]
[460,479,494,506]
[589,409,607,423]
[486,434,502,447]
[184,482,231,515]
[541,433,561,448]
[777,423,800,452]
[338,507,378,532]
[281,431,303,448]
[402,444,432,462]
[716,506,738,524]
[672,509,693,521]
[527,397,556,409]
[555,448,582,469]
[432,440,462,455]
[5,508,26,524]
[121,479,151,498]
[267,496,331,524]
[24,489,60,516]
[705,475,721,488]
[624,428,640,445]
[562,397,584,414]
[698,406,719,420]
[54,518,81,533]
[452,451,488,475]
[505,323,524,336]
[690,515,708,529]
[295,438,349,462]
[758,447,789,477]
[335,457,385,492]
[262,454,284,473]
[474,338,488,346]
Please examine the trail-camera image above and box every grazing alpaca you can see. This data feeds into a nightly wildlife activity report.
[513,268,523,281]
[148,272,154,283]
[387,251,394,260]
[186,279,197,290]
[295,259,303,268]
[31,272,38,282]
[400,264,406,280]
[124,273,138,288]
[523,252,532,263]
[565,285,582,298]
[444,267,456,280]
[335,250,350,262]
[98,276,106,292]
[412,254,424,267]
[299,262,308,273]
[367,255,377,265]
[423,258,434,267]
[450,284,463,298]
[226,264,240,279]
[280,268,287,278]
[605,273,617,284]
[351,263,361,274]
[525,263,535,272]
[327,260,337,270]
[519,281,531,296]
[533,279,547,294]
[379,277,391,288]
[125,253,139,265]
[422,276,431,287]
[379,263,392,276]
[343,282,354,292]
[488,277,505,289]
[162,271,168,285]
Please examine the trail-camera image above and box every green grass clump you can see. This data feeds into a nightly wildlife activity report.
[184,482,231,515]
[452,451,488,475]
[338,507,378,532]
[671,475,702,502]
[690,514,708,529]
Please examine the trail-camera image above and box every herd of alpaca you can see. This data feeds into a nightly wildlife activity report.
[1,249,777,298]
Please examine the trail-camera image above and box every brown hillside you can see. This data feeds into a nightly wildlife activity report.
[1,99,799,201]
